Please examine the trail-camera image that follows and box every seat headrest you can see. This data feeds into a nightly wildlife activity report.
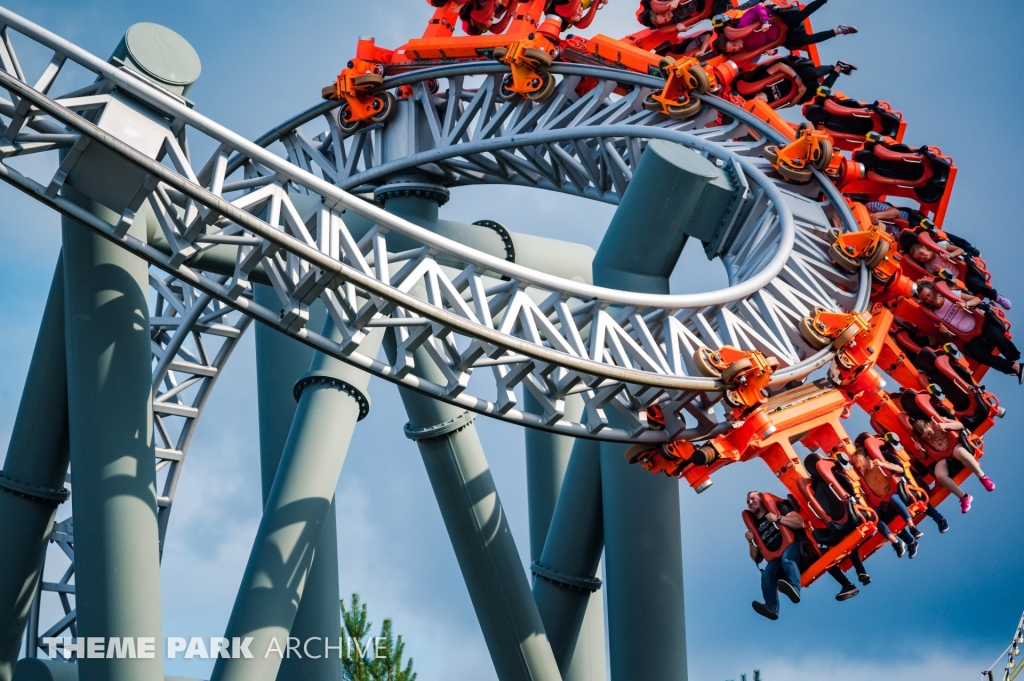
[894,329,924,357]
[861,437,885,462]
[915,347,939,371]
[899,230,921,252]
[934,279,958,300]
[802,452,827,481]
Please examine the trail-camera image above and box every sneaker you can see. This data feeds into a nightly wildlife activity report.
[777,579,801,604]
[910,525,924,539]
[752,601,779,620]
[996,295,1012,310]
[836,584,860,601]
[837,25,858,35]
[981,476,996,492]
[937,516,949,533]
[858,572,872,585]
[960,493,973,514]
[835,60,858,75]
[893,540,906,558]
[908,542,919,559]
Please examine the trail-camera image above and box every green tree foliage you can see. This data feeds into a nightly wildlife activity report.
[340,593,416,681]
[727,670,762,681]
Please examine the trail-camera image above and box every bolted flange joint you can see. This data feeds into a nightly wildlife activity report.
[0,471,70,506]
[373,182,450,207]
[403,410,476,441]
[293,371,371,421]
[530,560,602,592]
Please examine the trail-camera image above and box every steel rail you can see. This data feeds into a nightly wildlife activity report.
[0,68,812,395]
[0,6,802,311]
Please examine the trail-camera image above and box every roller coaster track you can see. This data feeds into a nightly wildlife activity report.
[0,5,868,655]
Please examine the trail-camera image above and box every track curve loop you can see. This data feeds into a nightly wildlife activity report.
[0,6,865,444]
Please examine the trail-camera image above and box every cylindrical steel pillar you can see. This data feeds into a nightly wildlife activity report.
[524,393,606,681]
[209,316,383,681]
[62,189,164,681]
[380,188,561,681]
[530,435,604,674]
[0,257,71,681]
[254,287,342,681]
[57,26,205,680]
[594,140,737,680]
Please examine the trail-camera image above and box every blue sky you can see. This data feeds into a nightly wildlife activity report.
[0,1,1022,679]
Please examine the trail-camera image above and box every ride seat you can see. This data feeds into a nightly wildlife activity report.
[803,95,902,141]
[911,280,987,343]
[853,141,952,205]
[638,0,711,32]
[802,452,863,544]
[898,388,953,423]
[920,348,1000,432]
[855,433,928,509]
[915,349,979,410]
[741,492,797,562]
[718,13,789,67]
[897,230,967,284]
[733,65,800,109]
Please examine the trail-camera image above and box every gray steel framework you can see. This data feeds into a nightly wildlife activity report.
[0,5,873,673]
[0,7,867,449]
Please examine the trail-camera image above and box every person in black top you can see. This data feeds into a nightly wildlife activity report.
[730,57,855,108]
[745,491,860,620]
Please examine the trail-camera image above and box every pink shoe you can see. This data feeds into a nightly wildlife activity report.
[981,476,996,492]
[960,494,973,514]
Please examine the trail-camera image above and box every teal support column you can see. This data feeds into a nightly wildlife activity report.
[0,257,70,681]
[56,26,205,681]
[379,188,562,681]
[530,436,604,674]
[594,140,737,681]
[210,316,383,681]
[62,191,165,681]
[524,394,606,681]
[253,287,343,681]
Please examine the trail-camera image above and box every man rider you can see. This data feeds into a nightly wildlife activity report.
[745,491,860,620]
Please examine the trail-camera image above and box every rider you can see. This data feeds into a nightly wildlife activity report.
[902,236,1011,310]
[744,491,859,620]
[865,199,984,261]
[915,280,1022,380]
[731,56,856,107]
[638,0,742,32]
[547,0,606,28]
[457,0,505,34]
[713,1,857,56]
[912,419,995,514]
[850,448,922,559]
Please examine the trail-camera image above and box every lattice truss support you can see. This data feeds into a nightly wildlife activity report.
[0,17,866,446]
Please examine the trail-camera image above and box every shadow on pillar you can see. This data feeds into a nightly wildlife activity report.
[376,181,562,681]
[254,286,342,681]
[62,188,165,681]
[210,313,382,681]
[0,257,70,681]
[525,392,606,681]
